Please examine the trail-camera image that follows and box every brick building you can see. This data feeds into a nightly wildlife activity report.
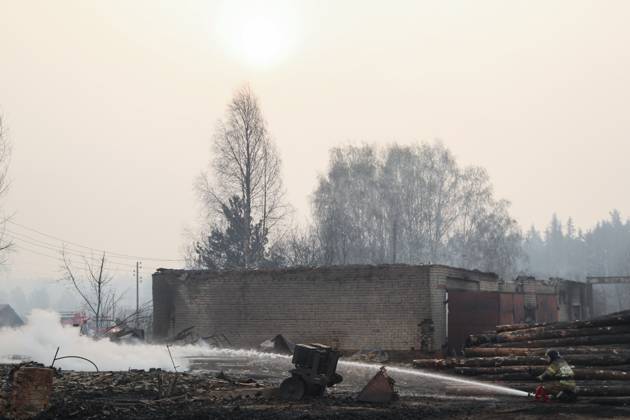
[152,264,591,354]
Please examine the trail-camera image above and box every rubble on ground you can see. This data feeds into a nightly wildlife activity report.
[349,348,390,363]
[1,364,274,419]
[413,309,630,398]
[3,363,630,419]
[260,334,294,355]
[106,326,145,343]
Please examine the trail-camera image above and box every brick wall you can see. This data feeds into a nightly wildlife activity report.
[153,265,437,351]
[6,367,53,419]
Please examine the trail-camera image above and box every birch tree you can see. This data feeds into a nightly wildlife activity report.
[195,86,286,269]
[311,141,523,278]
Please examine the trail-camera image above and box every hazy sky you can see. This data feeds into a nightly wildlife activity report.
[0,0,629,292]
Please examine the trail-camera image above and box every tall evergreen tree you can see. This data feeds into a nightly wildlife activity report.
[194,196,268,270]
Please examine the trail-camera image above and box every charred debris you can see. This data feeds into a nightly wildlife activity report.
[0,340,398,420]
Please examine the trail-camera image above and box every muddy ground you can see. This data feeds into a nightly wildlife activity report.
[3,365,630,419]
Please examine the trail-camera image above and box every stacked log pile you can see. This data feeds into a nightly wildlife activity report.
[413,310,630,397]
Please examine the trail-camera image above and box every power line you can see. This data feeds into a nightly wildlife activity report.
[8,231,124,265]
[12,247,127,276]
[8,235,138,270]
[7,228,99,255]
[13,243,62,262]
[6,229,163,275]
[6,230,137,268]
[8,220,185,263]
[12,244,139,275]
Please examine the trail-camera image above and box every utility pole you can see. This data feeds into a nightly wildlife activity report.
[135,261,142,328]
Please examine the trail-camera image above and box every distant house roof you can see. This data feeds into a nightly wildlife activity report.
[0,304,24,328]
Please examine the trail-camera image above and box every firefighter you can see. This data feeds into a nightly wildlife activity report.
[537,349,577,401]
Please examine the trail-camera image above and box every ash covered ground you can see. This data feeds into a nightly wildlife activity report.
[3,363,630,419]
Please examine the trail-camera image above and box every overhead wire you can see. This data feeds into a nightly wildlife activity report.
[7,230,135,268]
[12,243,138,275]
[7,220,185,263]
[12,243,63,262]
[7,230,138,268]
[8,237,138,273]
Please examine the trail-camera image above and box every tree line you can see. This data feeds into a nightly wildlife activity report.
[188,87,629,281]
[309,143,522,278]
[523,211,630,280]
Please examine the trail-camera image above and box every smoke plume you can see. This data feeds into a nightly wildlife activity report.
[0,309,286,372]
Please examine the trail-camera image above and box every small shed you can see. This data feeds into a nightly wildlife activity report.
[0,304,24,328]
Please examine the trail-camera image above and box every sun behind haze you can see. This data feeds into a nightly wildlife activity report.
[215,1,301,68]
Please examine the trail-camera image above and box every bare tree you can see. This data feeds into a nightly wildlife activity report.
[0,117,12,262]
[60,249,122,334]
[195,86,286,269]
[281,227,322,267]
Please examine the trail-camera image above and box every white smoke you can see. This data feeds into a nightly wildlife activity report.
[0,311,530,398]
[0,309,288,372]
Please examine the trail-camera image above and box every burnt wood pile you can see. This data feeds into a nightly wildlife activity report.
[413,310,630,397]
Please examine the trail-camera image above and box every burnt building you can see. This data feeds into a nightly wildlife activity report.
[152,264,594,355]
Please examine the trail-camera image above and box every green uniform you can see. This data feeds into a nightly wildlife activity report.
[539,358,576,395]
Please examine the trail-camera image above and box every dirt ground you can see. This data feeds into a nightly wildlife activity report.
[37,392,630,420]
[3,365,630,419]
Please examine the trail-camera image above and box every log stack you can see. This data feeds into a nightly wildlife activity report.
[412,310,630,398]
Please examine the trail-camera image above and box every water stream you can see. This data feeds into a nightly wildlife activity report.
[339,359,530,397]
[183,346,530,398]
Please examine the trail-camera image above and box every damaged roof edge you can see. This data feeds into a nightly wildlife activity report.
[153,263,499,279]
